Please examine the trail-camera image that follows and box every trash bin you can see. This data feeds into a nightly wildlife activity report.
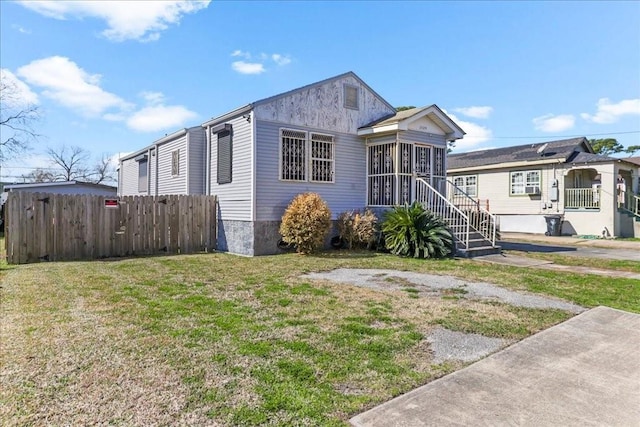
[544,215,563,236]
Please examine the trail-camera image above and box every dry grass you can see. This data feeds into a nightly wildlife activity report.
[1,249,636,426]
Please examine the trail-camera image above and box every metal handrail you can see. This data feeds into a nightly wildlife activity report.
[416,178,471,249]
[445,179,498,246]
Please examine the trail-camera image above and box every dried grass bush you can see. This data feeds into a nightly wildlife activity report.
[280,193,331,254]
[337,209,378,249]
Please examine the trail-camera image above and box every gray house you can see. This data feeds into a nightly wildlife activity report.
[120,72,473,256]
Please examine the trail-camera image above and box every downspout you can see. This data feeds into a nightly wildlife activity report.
[205,125,211,195]
[154,145,159,196]
[148,147,152,194]
[185,129,190,194]
[251,111,256,222]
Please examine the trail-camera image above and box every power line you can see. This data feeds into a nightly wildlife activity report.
[466,130,640,139]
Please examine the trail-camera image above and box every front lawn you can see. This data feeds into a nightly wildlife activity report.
[1,251,638,425]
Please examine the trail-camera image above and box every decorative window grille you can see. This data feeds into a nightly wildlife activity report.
[367,142,396,206]
[280,129,335,183]
[310,133,334,183]
[171,150,180,176]
[280,129,307,181]
[414,145,432,178]
[344,84,359,110]
[510,170,541,195]
[453,175,477,197]
[398,142,413,204]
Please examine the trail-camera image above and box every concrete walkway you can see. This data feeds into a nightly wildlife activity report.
[350,306,640,427]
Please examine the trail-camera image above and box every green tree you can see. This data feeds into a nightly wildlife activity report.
[589,138,624,155]
[395,106,417,112]
[625,145,640,156]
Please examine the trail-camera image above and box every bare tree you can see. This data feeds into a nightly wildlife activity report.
[20,168,56,183]
[0,74,40,161]
[46,145,90,181]
[85,153,117,184]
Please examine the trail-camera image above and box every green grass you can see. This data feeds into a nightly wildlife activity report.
[1,248,639,425]
[505,250,640,274]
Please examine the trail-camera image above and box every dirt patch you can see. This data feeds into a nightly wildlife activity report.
[302,268,585,313]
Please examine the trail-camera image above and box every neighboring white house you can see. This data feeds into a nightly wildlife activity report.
[447,138,640,238]
[119,71,474,256]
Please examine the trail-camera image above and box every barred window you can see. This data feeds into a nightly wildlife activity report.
[310,133,334,183]
[280,129,335,183]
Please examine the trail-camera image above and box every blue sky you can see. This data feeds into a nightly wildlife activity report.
[1,0,639,182]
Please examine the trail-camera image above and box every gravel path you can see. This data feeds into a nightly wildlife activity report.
[302,268,585,314]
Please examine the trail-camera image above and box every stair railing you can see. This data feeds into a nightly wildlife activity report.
[445,179,498,247]
[624,192,640,218]
[415,178,470,250]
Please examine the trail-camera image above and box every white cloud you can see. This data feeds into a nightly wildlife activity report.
[447,112,493,151]
[532,114,575,132]
[272,54,291,66]
[127,104,198,132]
[11,24,32,34]
[0,68,39,106]
[18,0,211,42]
[232,61,266,75]
[230,50,292,74]
[140,91,166,106]
[581,98,640,124]
[16,56,131,116]
[453,106,493,119]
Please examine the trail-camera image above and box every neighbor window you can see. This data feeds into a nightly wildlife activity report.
[344,84,359,110]
[171,150,180,176]
[280,129,334,183]
[453,175,477,197]
[137,157,148,192]
[510,170,541,195]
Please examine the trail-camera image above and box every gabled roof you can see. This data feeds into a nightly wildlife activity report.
[448,137,593,171]
[357,105,465,140]
[119,126,201,162]
[202,71,396,128]
[625,156,640,167]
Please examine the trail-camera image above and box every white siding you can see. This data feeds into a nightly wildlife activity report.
[209,115,253,221]
[119,157,145,196]
[255,119,367,221]
[157,135,188,195]
[254,74,395,135]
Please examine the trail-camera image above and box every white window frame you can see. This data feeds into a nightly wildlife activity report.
[510,170,541,195]
[279,128,334,183]
[453,175,477,197]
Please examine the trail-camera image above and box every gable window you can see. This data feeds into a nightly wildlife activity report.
[344,84,359,110]
[453,175,477,197]
[280,129,334,183]
[510,170,541,195]
[171,150,180,176]
[136,155,148,193]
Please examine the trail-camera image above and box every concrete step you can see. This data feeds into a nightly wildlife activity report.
[456,245,502,258]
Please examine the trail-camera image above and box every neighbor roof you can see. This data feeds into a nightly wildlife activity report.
[625,156,640,166]
[448,137,592,171]
[4,181,117,191]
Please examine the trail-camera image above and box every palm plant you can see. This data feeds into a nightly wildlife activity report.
[381,202,455,259]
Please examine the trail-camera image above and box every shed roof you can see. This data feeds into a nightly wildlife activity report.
[448,137,592,171]
[4,180,117,191]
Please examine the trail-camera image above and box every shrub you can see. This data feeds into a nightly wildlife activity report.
[381,202,454,259]
[337,209,378,249]
[280,193,331,254]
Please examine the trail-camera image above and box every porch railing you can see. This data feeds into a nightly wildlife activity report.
[446,180,498,247]
[416,178,471,250]
[565,188,600,209]
[622,193,640,218]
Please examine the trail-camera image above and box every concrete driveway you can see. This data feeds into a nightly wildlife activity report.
[499,233,640,262]
[350,306,640,426]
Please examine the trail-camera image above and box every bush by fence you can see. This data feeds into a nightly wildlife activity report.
[4,192,217,264]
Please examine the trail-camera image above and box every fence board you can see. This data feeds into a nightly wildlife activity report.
[4,193,217,264]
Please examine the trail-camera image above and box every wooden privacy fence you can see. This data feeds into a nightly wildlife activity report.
[4,192,217,264]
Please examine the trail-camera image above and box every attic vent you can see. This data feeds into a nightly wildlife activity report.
[344,84,359,110]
